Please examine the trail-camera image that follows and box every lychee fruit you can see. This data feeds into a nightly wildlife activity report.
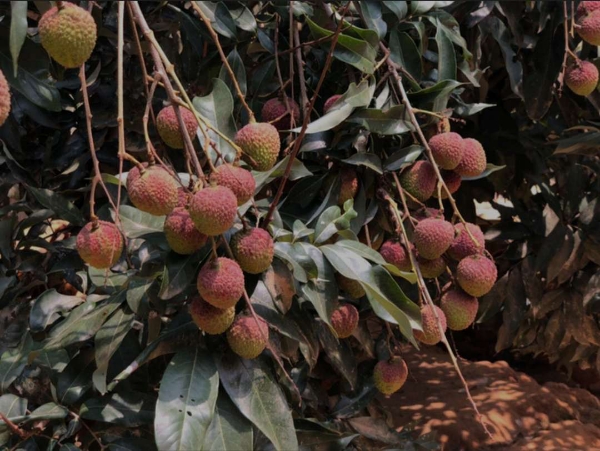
[189,185,237,236]
[433,171,461,199]
[338,168,359,205]
[176,187,191,207]
[413,218,455,260]
[230,228,274,274]
[323,94,342,113]
[38,2,97,68]
[413,304,447,345]
[164,207,207,254]
[440,289,479,331]
[454,138,486,177]
[227,314,269,359]
[0,69,11,127]
[209,164,255,206]
[418,256,446,279]
[577,1,600,19]
[235,122,281,171]
[197,257,244,309]
[447,223,484,260]
[428,132,464,170]
[126,164,179,216]
[189,297,235,335]
[336,274,365,299]
[565,60,599,96]
[456,254,497,297]
[261,97,300,130]
[373,358,408,395]
[577,9,600,45]
[76,220,123,269]
[380,240,412,272]
[156,105,198,149]
[399,161,437,202]
[330,304,359,338]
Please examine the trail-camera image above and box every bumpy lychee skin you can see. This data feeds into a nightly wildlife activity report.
[126,165,178,216]
[76,221,123,269]
[338,168,359,205]
[373,358,408,395]
[0,69,11,127]
[197,257,244,309]
[189,297,235,335]
[227,315,269,359]
[209,164,255,206]
[577,1,600,19]
[578,9,600,45]
[447,223,484,261]
[399,161,437,202]
[189,185,237,236]
[330,304,359,339]
[261,97,300,130]
[565,60,599,96]
[380,240,412,272]
[413,218,455,260]
[455,138,487,177]
[413,305,447,346]
[418,256,446,279]
[176,187,191,208]
[156,106,198,149]
[164,207,207,254]
[235,122,281,171]
[323,94,342,113]
[230,228,274,274]
[38,3,97,68]
[336,274,365,299]
[433,171,462,199]
[428,132,465,170]
[440,289,479,331]
[456,254,497,297]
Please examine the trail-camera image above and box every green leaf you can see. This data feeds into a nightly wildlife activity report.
[194,1,237,39]
[159,251,205,300]
[114,205,164,238]
[384,144,423,171]
[0,394,26,445]
[434,22,457,81]
[9,2,28,77]
[30,289,84,333]
[24,402,68,422]
[93,308,134,394]
[217,355,298,451]
[342,153,383,174]
[253,155,312,191]
[219,47,246,96]
[408,79,462,112]
[0,334,32,393]
[57,349,95,405]
[297,243,337,325]
[360,1,387,38]
[203,394,253,451]
[155,348,219,451]
[347,106,413,135]
[462,163,505,181]
[314,205,357,244]
[193,78,238,163]
[229,4,257,32]
[382,1,408,19]
[80,391,155,427]
[27,187,85,226]
[389,30,422,82]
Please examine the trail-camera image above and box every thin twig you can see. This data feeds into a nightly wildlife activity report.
[292,4,309,116]
[117,1,126,210]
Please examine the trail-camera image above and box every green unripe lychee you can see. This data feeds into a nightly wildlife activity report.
[164,207,207,255]
[0,69,11,126]
[230,228,274,274]
[235,122,281,171]
[413,218,455,260]
[373,358,408,395]
[261,97,300,130]
[209,164,255,206]
[399,161,437,202]
[197,257,244,309]
[440,289,479,331]
[330,303,359,338]
[126,164,179,216]
[380,240,412,272]
[418,256,446,279]
[38,3,97,68]
[189,185,237,236]
[76,220,123,269]
[565,60,599,96]
[455,138,487,177]
[227,315,269,359]
[428,132,465,170]
[447,223,484,261]
[336,274,365,299]
[156,106,198,149]
[456,254,497,297]
[323,94,343,114]
[189,297,235,335]
[413,304,447,346]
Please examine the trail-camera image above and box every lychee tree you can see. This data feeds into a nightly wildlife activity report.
[1,1,600,450]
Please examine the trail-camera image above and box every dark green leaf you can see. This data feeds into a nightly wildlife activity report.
[194,2,237,39]
[28,187,85,226]
[114,205,164,238]
[360,1,387,38]
[80,391,155,427]
[347,106,413,135]
[203,394,253,451]
[389,30,422,81]
[159,251,204,300]
[435,21,457,81]
[30,289,83,333]
[219,48,246,96]
[57,349,95,405]
[0,394,26,445]
[0,334,32,393]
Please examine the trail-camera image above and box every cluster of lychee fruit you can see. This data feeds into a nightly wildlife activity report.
[564,2,600,96]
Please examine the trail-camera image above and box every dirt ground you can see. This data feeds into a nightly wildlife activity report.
[380,345,600,450]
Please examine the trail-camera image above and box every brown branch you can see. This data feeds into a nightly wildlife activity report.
[292,4,309,116]
[116,1,126,210]
[274,14,296,130]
